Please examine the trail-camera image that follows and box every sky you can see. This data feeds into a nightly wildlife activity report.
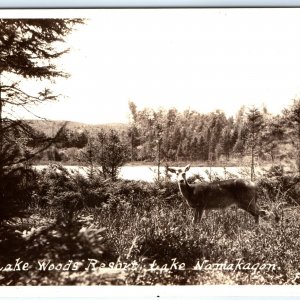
[5,8,300,124]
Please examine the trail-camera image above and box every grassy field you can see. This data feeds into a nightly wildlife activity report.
[0,164,300,285]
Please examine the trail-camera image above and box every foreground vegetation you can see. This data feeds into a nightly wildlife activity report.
[0,164,299,285]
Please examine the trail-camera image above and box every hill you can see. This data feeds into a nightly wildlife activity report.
[26,119,129,136]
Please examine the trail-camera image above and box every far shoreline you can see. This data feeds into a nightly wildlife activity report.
[32,160,279,169]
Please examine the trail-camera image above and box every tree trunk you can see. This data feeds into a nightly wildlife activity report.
[157,138,162,182]
[251,146,255,181]
[131,134,134,162]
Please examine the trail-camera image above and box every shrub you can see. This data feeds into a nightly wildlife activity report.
[258,165,300,206]
[0,166,38,222]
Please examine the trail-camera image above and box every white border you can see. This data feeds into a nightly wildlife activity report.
[1,285,300,297]
[1,0,300,8]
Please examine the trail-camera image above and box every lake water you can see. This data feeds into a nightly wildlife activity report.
[34,164,253,182]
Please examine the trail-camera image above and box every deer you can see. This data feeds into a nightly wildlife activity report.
[167,164,266,224]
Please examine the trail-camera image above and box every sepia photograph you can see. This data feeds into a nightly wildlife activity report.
[0,8,300,286]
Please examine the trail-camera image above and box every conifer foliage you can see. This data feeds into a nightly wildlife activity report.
[0,19,83,222]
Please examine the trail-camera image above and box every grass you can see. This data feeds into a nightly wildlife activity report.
[3,205,299,285]
[0,165,300,285]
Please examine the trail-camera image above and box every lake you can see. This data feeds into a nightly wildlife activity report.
[34,164,254,182]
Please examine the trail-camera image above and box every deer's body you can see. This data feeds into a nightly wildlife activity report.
[168,165,261,224]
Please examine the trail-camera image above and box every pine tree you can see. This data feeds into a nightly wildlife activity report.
[100,130,128,181]
[220,126,232,160]
[128,100,140,161]
[260,116,284,163]
[246,107,264,181]
[283,99,300,173]
[0,19,83,222]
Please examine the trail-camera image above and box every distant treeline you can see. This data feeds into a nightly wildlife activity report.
[125,101,293,167]
[31,100,300,169]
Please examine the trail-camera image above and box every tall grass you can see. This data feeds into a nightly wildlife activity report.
[1,163,299,285]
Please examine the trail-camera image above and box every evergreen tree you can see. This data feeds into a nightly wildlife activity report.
[100,130,128,181]
[282,99,300,173]
[191,137,199,160]
[80,136,98,180]
[233,124,247,156]
[198,135,207,161]
[246,107,264,180]
[0,19,83,222]
[128,100,140,161]
[220,126,232,160]
[260,115,284,163]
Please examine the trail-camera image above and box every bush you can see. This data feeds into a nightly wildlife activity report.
[35,164,110,210]
[34,164,181,212]
[0,166,38,222]
[258,165,300,206]
[0,213,110,285]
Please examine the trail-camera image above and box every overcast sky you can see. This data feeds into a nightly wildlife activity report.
[5,8,300,124]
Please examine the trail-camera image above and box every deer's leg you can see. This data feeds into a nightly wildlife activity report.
[239,202,260,224]
[193,208,204,224]
[193,209,198,224]
[254,213,259,225]
[197,208,204,223]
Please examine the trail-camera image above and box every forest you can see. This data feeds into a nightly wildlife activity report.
[31,101,296,172]
[1,18,300,286]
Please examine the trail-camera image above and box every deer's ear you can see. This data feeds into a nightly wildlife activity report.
[167,167,176,174]
[185,164,191,172]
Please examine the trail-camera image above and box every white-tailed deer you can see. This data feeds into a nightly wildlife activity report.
[167,164,264,224]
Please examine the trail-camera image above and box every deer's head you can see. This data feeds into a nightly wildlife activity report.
[167,164,190,184]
